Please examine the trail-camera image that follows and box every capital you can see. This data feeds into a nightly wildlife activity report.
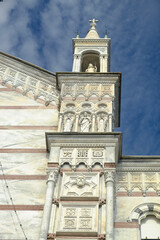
[104,170,115,184]
[47,168,59,184]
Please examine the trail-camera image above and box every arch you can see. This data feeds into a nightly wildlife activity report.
[81,51,100,72]
[129,203,160,223]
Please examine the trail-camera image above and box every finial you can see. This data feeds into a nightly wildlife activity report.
[89,18,99,30]
[75,30,80,38]
[104,26,109,38]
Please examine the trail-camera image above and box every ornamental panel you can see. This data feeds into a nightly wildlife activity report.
[57,203,98,234]
[60,172,99,200]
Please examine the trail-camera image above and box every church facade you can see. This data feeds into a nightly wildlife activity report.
[0,19,160,240]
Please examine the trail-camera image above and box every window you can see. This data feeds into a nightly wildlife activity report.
[141,215,160,239]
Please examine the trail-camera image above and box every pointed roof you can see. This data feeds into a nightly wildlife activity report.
[85,18,100,39]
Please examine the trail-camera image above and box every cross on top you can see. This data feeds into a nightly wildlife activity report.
[89,18,99,29]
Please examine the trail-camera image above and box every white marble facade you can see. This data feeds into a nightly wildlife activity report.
[0,19,160,240]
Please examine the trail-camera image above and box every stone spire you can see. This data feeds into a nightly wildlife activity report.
[85,18,100,39]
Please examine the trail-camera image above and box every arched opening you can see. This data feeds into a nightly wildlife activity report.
[129,203,160,240]
[81,52,100,72]
[141,215,160,240]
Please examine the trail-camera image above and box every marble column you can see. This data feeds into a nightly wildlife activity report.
[92,114,96,132]
[58,114,63,132]
[104,170,115,240]
[100,55,103,72]
[108,114,112,132]
[39,168,59,240]
[73,54,81,72]
[74,114,79,131]
[72,54,77,72]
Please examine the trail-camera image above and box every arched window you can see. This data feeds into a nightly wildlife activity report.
[129,203,160,240]
[141,215,160,239]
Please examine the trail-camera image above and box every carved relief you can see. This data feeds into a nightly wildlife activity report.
[61,173,99,198]
[131,173,142,182]
[0,66,58,105]
[118,173,128,182]
[92,149,103,158]
[59,148,105,170]
[61,82,113,100]
[145,173,156,182]
[117,172,160,196]
[64,219,76,229]
[97,113,107,132]
[58,204,98,232]
[80,208,92,218]
[79,219,92,229]
[0,65,7,72]
[77,149,88,158]
[65,208,77,218]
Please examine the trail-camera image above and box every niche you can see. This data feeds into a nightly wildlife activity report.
[81,52,100,72]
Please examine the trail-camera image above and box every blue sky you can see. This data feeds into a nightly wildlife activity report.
[0,0,160,155]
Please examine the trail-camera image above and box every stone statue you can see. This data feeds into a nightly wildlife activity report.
[64,114,73,132]
[97,113,107,132]
[85,63,97,73]
[79,112,91,132]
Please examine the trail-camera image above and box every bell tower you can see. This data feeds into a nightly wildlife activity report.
[72,19,111,72]
[41,19,122,240]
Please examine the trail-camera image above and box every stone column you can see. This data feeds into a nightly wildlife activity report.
[108,114,112,132]
[74,114,79,131]
[100,55,103,72]
[58,114,63,132]
[73,54,81,72]
[104,170,115,240]
[39,168,59,240]
[92,114,96,132]
[72,54,77,72]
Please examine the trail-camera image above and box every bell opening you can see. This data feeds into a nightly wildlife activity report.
[81,52,100,72]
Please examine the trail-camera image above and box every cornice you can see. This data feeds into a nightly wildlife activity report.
[117,167,160,172]
[45,132,122,153]
[0,51,56,80]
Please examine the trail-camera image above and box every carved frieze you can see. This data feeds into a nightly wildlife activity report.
[117,172,160,196]
[59,148,104,169]
[61,83,113,100]
[0,64,58,105]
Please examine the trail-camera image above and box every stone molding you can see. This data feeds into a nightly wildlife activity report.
[117,167,160,172]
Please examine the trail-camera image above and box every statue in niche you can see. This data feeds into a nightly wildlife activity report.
[79,112,91,132]
[85,63,97,73]
[97,113,107,132]
[64,113,74,132]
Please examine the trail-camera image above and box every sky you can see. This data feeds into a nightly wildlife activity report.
[0,0,160,155]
